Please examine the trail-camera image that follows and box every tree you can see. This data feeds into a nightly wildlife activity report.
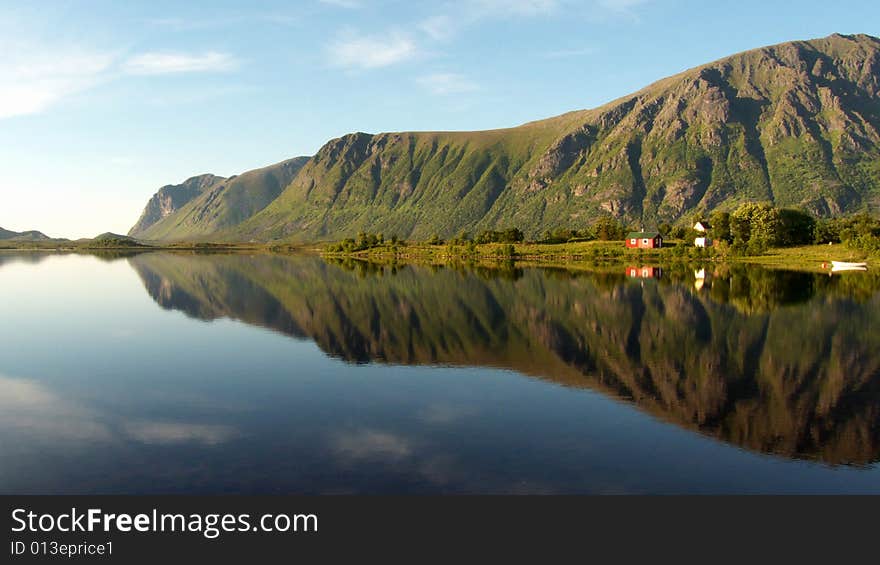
[709,211,732,243]
[732,202,781,249]
[474,228,524,244]
[777,209,815,246]
[813,220,840,244]
[594,217,626,241]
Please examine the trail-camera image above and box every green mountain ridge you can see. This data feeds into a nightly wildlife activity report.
[128,173,224,236]
[130,157,309,239]
[0,226,52,241]
[132,33,880,242]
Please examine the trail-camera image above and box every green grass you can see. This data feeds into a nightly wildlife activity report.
[321,239,879,272]
[737,244,877,270]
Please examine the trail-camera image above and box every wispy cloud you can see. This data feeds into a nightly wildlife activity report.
[122,51,240,75]
[419,15,456,40]
[416,0,648,44]
[417,73,480,95]
[0,374,113,443]
[0,44,115,119]
[467,0,560,17]
[328,31,417,69]
[146,13,300,31]
[543,45,597,58]
[123,420,239,446]
[319,0,362,8]
[332,429,413,461]
[0,36,244,119]
[597,0,649,11]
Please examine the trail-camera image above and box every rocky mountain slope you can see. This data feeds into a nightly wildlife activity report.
[128,174,223,236]
[130,158,308,240]
[132,33,880,242]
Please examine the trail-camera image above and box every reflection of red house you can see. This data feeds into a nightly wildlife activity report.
[627,266,663,279]
[626,231,663,249]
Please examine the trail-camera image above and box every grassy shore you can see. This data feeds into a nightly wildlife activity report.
[734,244,875,269]
[3,238,875,273]
[321,240,878,272]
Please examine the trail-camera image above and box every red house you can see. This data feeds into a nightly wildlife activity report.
[626,231,663,249]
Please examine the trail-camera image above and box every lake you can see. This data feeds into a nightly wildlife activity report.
[1,251,879,494]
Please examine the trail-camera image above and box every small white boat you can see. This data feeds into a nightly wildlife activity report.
[831,261,868,273]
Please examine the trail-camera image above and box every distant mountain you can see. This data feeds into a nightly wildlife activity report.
[93,232,136,241]
[130,158,309,240]
[0,226,51,241]
[132,33,880,242]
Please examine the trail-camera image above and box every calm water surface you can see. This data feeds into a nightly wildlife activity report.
[1,251,879,493]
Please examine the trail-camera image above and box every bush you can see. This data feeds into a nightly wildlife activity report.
[475,228,524,244]
[539,228,593,244]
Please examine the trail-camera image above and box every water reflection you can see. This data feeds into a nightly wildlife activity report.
[128,253,880,466]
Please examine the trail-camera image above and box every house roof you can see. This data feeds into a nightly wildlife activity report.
[694,221,711,228]
[627,231,661,239]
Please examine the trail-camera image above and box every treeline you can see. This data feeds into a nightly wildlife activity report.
[699,204,816,254]
[813,214,880,252]
[325,232,401,253]
[324,206,879,255]
[703,205,879,254]
[538,217,629,243]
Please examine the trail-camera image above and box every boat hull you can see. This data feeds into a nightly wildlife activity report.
[831,261,868,269]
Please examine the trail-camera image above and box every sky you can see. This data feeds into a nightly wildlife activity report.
[1,0,878,238]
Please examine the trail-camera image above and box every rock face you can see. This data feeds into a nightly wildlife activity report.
[129,174,224,237]
[131,157,309,241]
[134,34,880,242]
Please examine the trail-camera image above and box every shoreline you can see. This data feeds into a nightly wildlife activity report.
[2,240,875,273]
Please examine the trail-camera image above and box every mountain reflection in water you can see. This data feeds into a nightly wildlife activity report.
[130,253,880,466]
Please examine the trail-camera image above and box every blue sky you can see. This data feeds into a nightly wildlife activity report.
[1,0,878,238]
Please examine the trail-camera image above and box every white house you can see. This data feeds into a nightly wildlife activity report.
[694,221,712,247]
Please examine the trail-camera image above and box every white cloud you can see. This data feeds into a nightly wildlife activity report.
[419,15,456,40]
[0,374,113,443]
[0,372,241,455]
[332,429,413,461]
[328,31,417,69]
[467,0,560,17]
[147,13,300,30]
[0,45,115,119]
[413,1,560,47]
[122,51,240,75]
[123,420,239,446]
[543,46,597,58]
[417,73,480,95]
[319,0,361,7]
[597,0,649,10]
[0,39,243,119]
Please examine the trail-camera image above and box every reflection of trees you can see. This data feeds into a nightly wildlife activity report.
[129,253,880,465]
[706,265,816,314]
